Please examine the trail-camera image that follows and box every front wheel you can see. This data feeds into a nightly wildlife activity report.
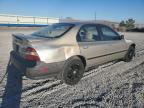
[124,46,135,62]
[61,57,85,85]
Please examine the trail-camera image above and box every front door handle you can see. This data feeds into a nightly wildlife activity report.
[83,46,88,49]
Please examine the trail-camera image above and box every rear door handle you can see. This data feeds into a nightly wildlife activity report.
[83,46,88,49]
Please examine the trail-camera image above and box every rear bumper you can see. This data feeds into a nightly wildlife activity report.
[10,51,65,79]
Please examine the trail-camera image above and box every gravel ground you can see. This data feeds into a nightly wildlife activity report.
[0,28,144,108]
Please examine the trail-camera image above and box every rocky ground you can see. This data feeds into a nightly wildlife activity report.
[0,28,144,108]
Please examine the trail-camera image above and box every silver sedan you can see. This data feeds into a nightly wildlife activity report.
[10,22,135,85]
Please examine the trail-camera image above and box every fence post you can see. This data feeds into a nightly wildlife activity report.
[47,18,49,25]
[17,16,19,24]
[33,17,35,25]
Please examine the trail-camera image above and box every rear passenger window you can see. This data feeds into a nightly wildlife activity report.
[77,25,101,42]
[100,26,120,41]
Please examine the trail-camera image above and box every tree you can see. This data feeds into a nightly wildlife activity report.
[119,20,126,27]
[119,19,135,30]
[125,19,135,30]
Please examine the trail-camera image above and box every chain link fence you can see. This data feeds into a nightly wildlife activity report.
[0,14,59,26]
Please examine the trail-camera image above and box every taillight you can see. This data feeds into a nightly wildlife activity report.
[25,55,40,61]
[24,47,40,61]
[26,47,36,52]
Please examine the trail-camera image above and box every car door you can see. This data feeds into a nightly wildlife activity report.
[98,25,127,62]
[77,24,115,67]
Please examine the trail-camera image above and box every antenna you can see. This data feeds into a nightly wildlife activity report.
[95,12,96,22]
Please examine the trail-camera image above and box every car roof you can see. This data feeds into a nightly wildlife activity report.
[58,21,108,26]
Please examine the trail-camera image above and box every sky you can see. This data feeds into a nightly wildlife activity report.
[0,0,144,23]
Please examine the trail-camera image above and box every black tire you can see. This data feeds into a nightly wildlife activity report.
[124,46,135,62]
[61,56,84,85]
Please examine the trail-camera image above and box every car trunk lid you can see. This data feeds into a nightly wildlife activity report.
[12,33,46,61]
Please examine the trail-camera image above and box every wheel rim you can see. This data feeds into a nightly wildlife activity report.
[67,64,81,82]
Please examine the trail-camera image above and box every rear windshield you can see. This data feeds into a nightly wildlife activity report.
[32,23,74,38]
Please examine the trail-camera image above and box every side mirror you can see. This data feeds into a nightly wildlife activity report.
[120,35,124,39]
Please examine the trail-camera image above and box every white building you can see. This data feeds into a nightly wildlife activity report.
[0,14,59,25]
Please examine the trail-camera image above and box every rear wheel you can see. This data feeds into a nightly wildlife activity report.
[124,46,135,62]
[61,57,84,85]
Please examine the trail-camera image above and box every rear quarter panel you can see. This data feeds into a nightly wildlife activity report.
[30,25,81,63]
